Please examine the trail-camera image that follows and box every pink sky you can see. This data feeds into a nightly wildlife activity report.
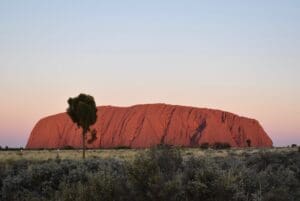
[0,77,299,147]
[0,1,299,147]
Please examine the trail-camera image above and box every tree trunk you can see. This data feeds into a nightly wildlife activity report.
[82,131,86,159]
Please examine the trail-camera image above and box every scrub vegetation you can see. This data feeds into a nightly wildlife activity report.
[0,146,299,201]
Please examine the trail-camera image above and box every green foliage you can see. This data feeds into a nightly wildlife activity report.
[54,160,129,201]
[0,149,299,201]
[212,142,231,149]
[62,145,74,150]
[67,93,97,133]
[67,93,98,159]
[127,145,183,201]
[113,146,131,149]
[200,143,210,149]
[0,147,24,151]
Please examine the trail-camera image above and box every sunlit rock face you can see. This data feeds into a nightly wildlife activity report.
[26,104,273,149]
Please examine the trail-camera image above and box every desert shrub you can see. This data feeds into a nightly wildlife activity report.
[247,151,300,171]
[1,159,127,201]
[55,167,129,201]
[200,142,209,149]
[113,146,131,149]
[0,147,24,151]
[182,157,215,200]
[148,145,182,179]
[212,142,231,149]
[1,148,300,201]
[127,145,183,201]
[63,145,74,150]
[182,156,244,201]
[2,160,68,200]
[262,187,290,201]
[5,159,30,176]
[244,151,300,200]
[0,162,8,199]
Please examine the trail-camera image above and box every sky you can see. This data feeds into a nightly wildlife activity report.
[0,0,299,147]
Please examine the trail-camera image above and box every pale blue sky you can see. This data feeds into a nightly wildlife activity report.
[0,0,299,147]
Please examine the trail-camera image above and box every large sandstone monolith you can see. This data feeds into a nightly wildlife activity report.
[26,104,273,149]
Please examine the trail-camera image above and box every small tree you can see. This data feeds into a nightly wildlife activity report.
[213,142,231,149]
[200,143,210,149]
[291,144,297,148]
[67,93,97,159]
[246,139,251,147]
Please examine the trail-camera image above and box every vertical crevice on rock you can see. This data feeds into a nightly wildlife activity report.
[117,109,135,141]
[190,119,207,146]
[129,115,146,147]
[221,112,227,123]
[187,108,194,119]
[234,126,245,146]
[160,107,176,144]
[100,110,116,147]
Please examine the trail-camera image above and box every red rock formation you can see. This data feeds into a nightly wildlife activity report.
[26,104,273,149]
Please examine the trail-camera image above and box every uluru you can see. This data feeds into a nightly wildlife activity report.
[26,104,273,149]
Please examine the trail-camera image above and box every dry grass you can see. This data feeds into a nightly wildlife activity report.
[0,147,297,162]
[0,149,142,161]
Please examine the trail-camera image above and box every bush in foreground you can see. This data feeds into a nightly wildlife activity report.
[0,148,299,201]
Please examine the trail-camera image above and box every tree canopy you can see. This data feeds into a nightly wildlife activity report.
[67,93,97,159]
[67,94,97,133]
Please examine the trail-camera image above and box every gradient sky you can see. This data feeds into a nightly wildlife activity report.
[0,0,299,147]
